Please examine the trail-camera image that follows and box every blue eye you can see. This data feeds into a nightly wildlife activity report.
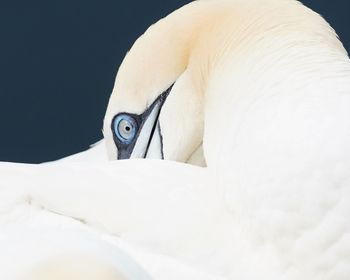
[113,114,137,144]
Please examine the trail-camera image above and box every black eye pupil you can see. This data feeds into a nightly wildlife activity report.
[125,126,131,131]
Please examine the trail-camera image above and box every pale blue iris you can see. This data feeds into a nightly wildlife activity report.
[113,114,137,144]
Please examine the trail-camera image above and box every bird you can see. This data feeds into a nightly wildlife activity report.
[1,0,350,279]
[102,0,350,278]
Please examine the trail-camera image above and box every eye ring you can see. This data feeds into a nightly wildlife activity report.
[112,114,138,144]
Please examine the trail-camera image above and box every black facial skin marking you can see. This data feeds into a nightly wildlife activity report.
[111,83,174,159]
[157,121,165,160]
[143,103,162,158]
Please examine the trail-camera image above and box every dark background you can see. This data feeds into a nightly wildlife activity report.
[0,0,349,163]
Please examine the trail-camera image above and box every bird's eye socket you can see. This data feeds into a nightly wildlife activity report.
[113,114,137,144]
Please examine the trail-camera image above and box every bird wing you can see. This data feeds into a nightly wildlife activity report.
[0,147,225,280]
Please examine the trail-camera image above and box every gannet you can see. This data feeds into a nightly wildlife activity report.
[1,0,350,279]
[101,0,350,278]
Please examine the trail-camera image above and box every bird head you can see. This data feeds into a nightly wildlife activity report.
[103,2,216,165]
[104,0,340,167]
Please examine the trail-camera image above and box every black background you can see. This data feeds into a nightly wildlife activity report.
[0,0,349,163]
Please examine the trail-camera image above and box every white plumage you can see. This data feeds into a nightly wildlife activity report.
[1,0,350,279]
[0,146,223,279]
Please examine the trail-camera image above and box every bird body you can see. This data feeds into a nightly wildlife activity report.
[1,0,350,279]
[0,151,222,280]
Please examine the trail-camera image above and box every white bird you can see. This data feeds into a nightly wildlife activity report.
[102,1,350,277]
[1,0,350,279]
